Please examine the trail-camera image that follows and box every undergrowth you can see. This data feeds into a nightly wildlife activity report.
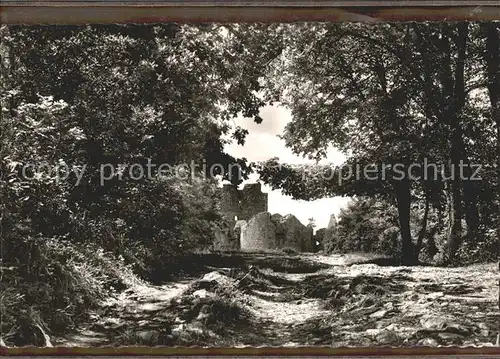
[0,236,140,346]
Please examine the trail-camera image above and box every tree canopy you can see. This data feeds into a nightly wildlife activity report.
[249,22,500,265]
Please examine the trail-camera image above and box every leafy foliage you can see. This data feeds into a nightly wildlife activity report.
[0,24,277,345]
[323,198,401,257]
[252,22,500,265]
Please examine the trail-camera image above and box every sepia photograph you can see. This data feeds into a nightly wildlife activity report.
[0,18,499,350]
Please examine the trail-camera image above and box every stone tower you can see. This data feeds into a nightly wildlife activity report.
[239,183,268,220]
[220,184,241,222]
[220,182,268,222]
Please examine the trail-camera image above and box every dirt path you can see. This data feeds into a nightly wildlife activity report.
[55,281,190,347]
[245,268,334,347]
[55,253,499,347]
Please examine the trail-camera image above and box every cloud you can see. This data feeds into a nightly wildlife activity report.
[235,105,289,135]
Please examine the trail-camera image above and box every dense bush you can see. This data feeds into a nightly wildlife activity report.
[456,228,499,265]
[323,197,436,261]
[323,198,402,258]
[322,196,498,265]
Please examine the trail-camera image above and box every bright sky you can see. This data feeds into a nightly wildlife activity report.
[223,104,351,230]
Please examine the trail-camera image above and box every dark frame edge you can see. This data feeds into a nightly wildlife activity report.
[2,346,500,356]
[1,5,500,24]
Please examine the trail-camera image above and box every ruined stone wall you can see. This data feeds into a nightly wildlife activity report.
[213,223,240,251]
[239,212,277,251]
[271,214,314,252]
[218,183,316,253]
[217,183,268,251]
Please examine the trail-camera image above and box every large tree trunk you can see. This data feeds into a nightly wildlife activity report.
[446,171,463,262]
[480,22,500,337]
[443,23,468,264]
[415,194,430,261]
[413,23,476,262]
[394,178,415,265]
[445,128,468,263]
[462,161,480,242]
[446,131,478,255]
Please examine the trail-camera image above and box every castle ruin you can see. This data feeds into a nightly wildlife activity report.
[214,182,314,252]
[220,183,268,223]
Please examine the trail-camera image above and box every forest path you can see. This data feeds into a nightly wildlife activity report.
[55,252,498,347]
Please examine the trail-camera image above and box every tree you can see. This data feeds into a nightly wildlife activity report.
[478,21,500,317]
[307,217,316,230]
[251,22,499,265]
[253,23,428,264]
[410,22,480,263]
